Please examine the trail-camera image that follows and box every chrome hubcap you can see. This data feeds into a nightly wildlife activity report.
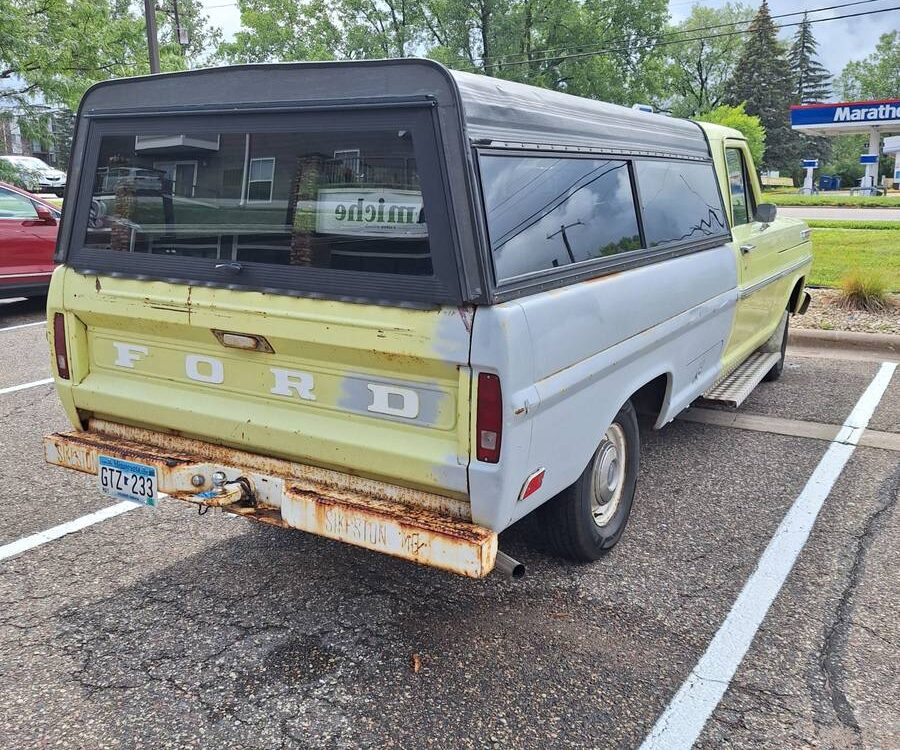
[590,423,627,528]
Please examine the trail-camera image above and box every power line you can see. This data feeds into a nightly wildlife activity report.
[483,0,889,66]
[488,5,900,70]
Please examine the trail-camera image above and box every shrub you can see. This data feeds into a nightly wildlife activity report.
[838,270,889,311]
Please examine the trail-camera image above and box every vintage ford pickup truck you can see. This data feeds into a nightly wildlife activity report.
[43,59,812,577]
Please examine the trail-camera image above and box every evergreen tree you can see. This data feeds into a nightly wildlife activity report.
[726,1,795,172]
[789,13,831,103]
[787,13,832,177]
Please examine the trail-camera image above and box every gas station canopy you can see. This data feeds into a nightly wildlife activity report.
[790,99,900,192]
[790,98,900,136]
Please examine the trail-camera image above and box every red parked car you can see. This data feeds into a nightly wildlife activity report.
[0,180,60,298]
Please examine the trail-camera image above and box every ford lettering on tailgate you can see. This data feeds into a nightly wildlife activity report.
[106,340,437,425]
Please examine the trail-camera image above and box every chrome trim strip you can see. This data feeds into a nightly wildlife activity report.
[0,271,53,279]
[738,256,811,299]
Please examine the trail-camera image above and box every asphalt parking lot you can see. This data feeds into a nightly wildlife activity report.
[0,295,897,750]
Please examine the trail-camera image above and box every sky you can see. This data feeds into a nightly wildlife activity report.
[198,0,899,80]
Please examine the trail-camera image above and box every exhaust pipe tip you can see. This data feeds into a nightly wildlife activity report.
[494,550,526,580]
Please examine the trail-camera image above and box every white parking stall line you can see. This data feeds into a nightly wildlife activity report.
[0,321,45,333]
[0,320,45,332]
[0,502,140,562]
[640,361,897,750]
[0,378,54,396]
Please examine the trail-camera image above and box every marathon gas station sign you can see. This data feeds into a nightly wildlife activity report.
[790,99,900,133]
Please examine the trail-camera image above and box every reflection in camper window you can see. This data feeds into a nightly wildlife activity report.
[83,130,432,276]
[634,160,727,247]
[479,155,641,281]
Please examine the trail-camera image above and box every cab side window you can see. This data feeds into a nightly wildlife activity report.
[725,148,753,226]
[0,187,38,219]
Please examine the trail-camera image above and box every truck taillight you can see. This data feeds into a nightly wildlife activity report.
[476,372,502,463]
[53,313,70,380]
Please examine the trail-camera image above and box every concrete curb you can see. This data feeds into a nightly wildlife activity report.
[789,327,900,355]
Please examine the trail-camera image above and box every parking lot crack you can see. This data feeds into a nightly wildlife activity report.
[816,465,899,744]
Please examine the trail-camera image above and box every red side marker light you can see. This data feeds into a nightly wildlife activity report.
[53,313,70,380]
[519,468,545,501]
[476,372,502,463]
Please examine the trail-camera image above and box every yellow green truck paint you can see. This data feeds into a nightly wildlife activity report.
[699,123,813,378]
[47,267,473,502]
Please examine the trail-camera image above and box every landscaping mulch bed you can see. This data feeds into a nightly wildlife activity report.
[794,287,899,335]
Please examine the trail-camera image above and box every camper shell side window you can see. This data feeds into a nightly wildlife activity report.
[475,149,730,295]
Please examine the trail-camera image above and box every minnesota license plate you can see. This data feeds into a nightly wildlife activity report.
[97,455,158,507]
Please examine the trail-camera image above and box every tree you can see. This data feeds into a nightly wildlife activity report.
[695,103,765,166]
[789,12,830,104]
[835,31,900,100]
[1,0,220,152]
[341,0,425,58]
[218,0,672,106]
[820,134,867,187]
[664,2,752,118]
[216,0,341,63]
[787,13,831,178]
[1,0,147,113]
[725,1,794,172]
[156,0,223,67]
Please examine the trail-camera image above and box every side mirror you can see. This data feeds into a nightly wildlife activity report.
[35,205,57,226]
[755,203,777,225]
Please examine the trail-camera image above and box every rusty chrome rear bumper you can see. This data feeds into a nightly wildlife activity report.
[43,420,497,578]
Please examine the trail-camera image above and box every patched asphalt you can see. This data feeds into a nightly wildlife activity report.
[0,305,897,750]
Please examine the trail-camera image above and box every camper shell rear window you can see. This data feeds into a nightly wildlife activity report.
[67,108,462,305]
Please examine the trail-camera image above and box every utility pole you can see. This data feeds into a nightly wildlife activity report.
[546,221,583,264]
[143,0,161,74]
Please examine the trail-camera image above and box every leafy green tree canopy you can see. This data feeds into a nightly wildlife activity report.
[1,0,219,125]
[663,2,752,118]
[695,103,765,166]
[217,0,671,106]
[836,31,900,100]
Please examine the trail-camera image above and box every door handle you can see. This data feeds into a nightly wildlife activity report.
[740,244,756,254]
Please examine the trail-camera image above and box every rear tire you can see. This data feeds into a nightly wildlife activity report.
[538,400,640,561]
[763,311,789,382]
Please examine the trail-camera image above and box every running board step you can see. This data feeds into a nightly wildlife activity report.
[701,351,781,408]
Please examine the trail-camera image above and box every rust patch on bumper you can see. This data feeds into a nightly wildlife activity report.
[43,424,496,578]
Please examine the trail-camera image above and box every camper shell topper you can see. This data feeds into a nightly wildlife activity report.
[61,59,727,307]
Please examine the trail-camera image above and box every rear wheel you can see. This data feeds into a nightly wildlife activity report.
[539,400,640,561]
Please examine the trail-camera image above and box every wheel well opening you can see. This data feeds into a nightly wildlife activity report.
[788,276,806,312]
[631,374,669,426]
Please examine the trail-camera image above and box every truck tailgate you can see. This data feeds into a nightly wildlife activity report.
[51,269,473,501]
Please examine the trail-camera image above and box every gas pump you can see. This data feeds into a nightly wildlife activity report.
[799,159,818,195]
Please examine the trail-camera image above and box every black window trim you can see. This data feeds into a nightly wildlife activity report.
[64,104,464,308]
[724,146,756,227]
[473,147,731,302]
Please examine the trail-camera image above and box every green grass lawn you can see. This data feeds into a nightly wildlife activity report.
[806,219,900,231]
[809,227,900,291]
[765,192,900,208]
